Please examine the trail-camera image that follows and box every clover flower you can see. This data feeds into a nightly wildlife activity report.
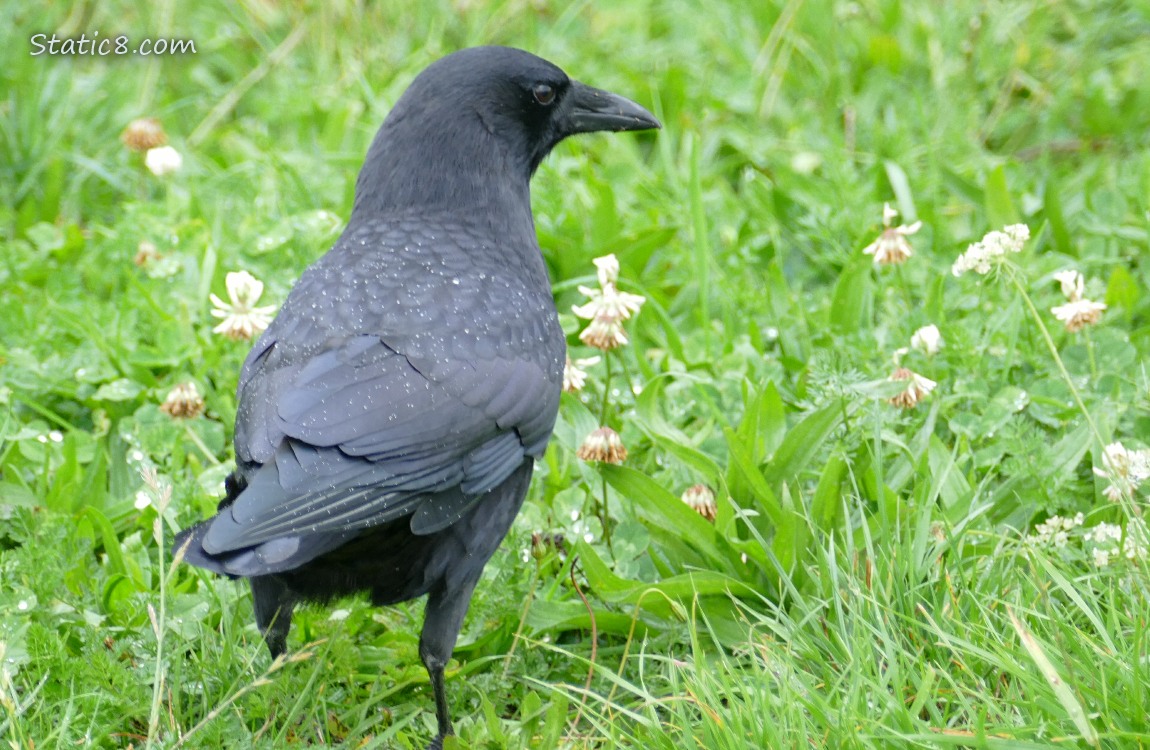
[134,240,162,267]
[573,283,645,328]
[593,253,620,286]
[1093,441,1150,501]
[1027,512,1084,549]
[888,367,937,409]
[1048,267,1106,332]
[562,354,601,393]
[1027,512,1149,568]
[1051,299,1106,332]
[681,484,717,522]
[1053,269,1085,302]
[121,117,168,152]
[862,203,921,265]
[210,270,276,341]
[144,145,183,176]
[576,426,628,464]
[951,224,1030,276]
[910,324,942,356]
[159,382,205,419]
[573,254,645,351]
[1084,519,1148,568]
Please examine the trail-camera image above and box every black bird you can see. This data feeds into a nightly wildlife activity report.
[175,46,658,748]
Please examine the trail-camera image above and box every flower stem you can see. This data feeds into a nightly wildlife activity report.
[600,474,613,557]
[1009,272,1103,448]
[599,354,613,424]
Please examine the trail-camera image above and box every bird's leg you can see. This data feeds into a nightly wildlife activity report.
[250,575,295,657]
[426,659,452,747]
[419,581,478,747]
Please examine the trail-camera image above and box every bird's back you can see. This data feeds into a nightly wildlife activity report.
[235,209,564,470]
[176,206,564,582]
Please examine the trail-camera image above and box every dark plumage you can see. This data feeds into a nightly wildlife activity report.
[174,46,658,748]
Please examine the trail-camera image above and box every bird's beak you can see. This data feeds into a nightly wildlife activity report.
[566,81,661,134]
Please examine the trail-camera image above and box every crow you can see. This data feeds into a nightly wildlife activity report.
[174,46,658,749]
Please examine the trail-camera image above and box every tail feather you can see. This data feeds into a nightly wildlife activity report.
[174,520,239,577]
[175,470,362,577]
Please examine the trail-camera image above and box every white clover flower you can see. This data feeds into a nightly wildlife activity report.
[1087,522,1123,545]
[578,316,630,350]
[573,283,645,351]
[1084,519,1148,567]
[1123,519,1149,560]
[862,203,922,265]
[951,224,1030,276]
[562,355,601,393]
[1053,269,1085,302]
[145,145,182,176]
[888,367,937,409]
[160,382,205,419]
[572,283,646,325]
[1092,442,1150,500]
[1051,299,1106,332]
[910,324,942,356]
[122,117,167,152]
[681,484,717,522]
[593,254,620,286]
[1027,513,1085,548]
[576,426,628,464]
[210,270,277,341]
[573,254,645,352]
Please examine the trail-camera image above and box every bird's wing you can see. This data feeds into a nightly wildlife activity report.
[202,329,557,556]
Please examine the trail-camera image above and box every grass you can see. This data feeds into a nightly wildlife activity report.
[3,0,1150,747]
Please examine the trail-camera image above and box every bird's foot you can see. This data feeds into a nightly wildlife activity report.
[426,735,445,750]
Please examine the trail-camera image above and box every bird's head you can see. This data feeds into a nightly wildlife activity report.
[353,47,660,217]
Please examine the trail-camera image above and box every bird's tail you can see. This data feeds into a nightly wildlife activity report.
[173,469,360,578]
[172,471,247,578]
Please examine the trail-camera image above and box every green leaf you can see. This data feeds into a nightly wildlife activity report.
[764,399,845,488]
[883,160,916,221]
[0,482,38,507]
[1105,265,1140,312]
[542,692,569,748]
[92,379,144,403]
[984,165,1018,228]
[577,541,755,611]
[599,464,729,567]
[759,380,787,460]
[941,166,982,205]
[829,260,873,334]
[1043,180,1071,255]
[724,426,785,527]
[525,599,651,637]
[79,506,129,579]
[809,453,846,531]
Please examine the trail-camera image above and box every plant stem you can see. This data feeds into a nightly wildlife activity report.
[599,354,613,424]
[600,474,613,557]
[1009,272,1103,448]
[502,563,540,679]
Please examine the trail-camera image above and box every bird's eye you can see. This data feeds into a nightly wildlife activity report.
[532,83,556,106]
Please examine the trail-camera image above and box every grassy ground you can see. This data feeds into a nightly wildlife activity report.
[3,0,1149,747]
